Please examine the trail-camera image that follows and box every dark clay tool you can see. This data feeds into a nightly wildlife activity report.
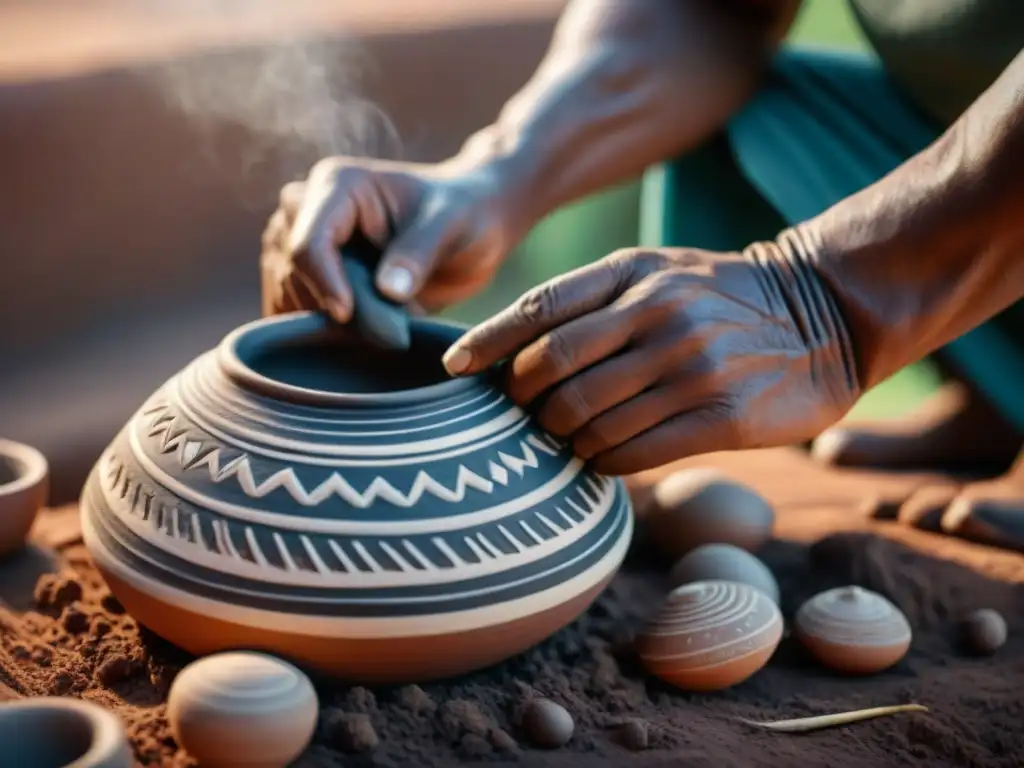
[339,234,412,351]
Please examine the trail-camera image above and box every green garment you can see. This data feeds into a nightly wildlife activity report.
[847,0,1024,126]
[640,48,1024,431]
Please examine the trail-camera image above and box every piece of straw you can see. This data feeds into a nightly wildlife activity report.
[738,703,928,733]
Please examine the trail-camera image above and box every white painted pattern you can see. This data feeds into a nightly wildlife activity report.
[144,406,560,510]
[82,498,633,638]
[175,366,529,459]
[97,451,618,590]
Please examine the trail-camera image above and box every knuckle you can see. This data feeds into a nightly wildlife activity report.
[515,283,560,326]
[608,247,662,276]
[572,419,612,459]
[278,181,304,210]
[538,330,576,378]
[543,381,593,435]
[310,156,344,180]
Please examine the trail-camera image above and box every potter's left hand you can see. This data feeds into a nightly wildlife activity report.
[441,246,862,475]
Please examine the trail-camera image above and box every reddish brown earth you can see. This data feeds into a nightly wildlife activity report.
[3,447,1023,767]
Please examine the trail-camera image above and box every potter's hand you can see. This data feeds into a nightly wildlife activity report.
[260,157,523,322]
[442,245,861,475]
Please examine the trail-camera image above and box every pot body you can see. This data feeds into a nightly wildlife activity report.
[80,313,633,682]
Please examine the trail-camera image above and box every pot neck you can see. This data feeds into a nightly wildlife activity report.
[216,312,486,408]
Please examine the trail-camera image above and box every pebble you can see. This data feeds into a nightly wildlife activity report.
[327,711,380,753]
[961,608,1007,655]
[95,654,136,687]
[437,699,491,739]
[489,728,518,752]
[522,699,573,749]
[647,469,775,557]
[617,719,648,751]
[398,684,436,714]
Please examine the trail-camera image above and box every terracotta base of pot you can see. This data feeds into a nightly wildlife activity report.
[100,568,614,683]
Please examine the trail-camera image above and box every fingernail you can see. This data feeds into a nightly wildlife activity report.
[443,346,473,375]
[325,298,351,323]
[378,265,415,300]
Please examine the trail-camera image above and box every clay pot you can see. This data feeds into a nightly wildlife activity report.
[0,438,49,557]
[0,697,132,768]
[80,312,634,682]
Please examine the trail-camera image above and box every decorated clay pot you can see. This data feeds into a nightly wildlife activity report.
[80,312,633,682]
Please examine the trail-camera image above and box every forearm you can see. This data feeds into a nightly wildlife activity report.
[782,49,1024,390]
[452,0,800,235]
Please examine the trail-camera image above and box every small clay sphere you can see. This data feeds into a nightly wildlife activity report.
[795,586,911,674]
[647,469,774,558]
[617,719,649,751]
[167,651,318,768]
[636,580,783,691]
[961,608,1007,655]
[522,699,573,749]
[669,543,780,604]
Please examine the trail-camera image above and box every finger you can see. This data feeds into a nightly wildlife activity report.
[374,210,461,302]
[534,347,659,437]
[506,304,637,406]
[588,405,739,476]
[533,330,695,436]
[290,189,358,323]
[571,372,722,460]
[279,181,305,221]
[442,255,633,376]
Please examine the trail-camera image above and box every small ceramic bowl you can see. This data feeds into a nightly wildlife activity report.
[0,698,132,768]
[0,439,48,557]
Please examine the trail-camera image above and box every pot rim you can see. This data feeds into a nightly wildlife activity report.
[2,697,130,767]
[0,439,48,500]
[217,311,485,408]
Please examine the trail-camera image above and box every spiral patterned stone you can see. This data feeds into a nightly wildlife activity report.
[795,586,912,674]
[168,651,318,768]
[636,580,783,691]
[79,313,633,682]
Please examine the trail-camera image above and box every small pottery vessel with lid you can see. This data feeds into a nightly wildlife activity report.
[80,312,633,682]
[0,697,132,768]
[0,438,49,557]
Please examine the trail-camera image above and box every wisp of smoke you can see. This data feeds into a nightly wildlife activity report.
[153,1,400,191]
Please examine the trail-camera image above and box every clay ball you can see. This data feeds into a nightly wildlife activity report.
[617,719,649,751]
[795,586,911,674]
[647,469,774,558]
[522,699,573,749]
[669,543,780,604]
[636,580,783,691]
[167,651,318,768]
[961,608,1007,655]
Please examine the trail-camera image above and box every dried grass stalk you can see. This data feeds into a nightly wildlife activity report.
[739,703,928,733]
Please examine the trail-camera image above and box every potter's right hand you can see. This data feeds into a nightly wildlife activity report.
[260,157,524,322]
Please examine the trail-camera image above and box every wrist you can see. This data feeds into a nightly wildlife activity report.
[443,125,549,246]
[743,228,863,413]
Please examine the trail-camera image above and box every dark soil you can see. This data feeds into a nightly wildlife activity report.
[2,452,1023,767]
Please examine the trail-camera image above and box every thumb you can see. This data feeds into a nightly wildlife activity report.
[375,210,458,302]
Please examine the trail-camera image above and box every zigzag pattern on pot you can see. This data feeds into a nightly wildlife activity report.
[142,403,564,509]
[103,452,614,575]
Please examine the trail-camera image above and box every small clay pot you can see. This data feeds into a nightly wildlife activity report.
[0,697,132,768]
[0,439,48,557]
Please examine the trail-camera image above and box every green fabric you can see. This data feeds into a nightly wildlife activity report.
[639,47,1024,431]
[846,0,1024,126]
